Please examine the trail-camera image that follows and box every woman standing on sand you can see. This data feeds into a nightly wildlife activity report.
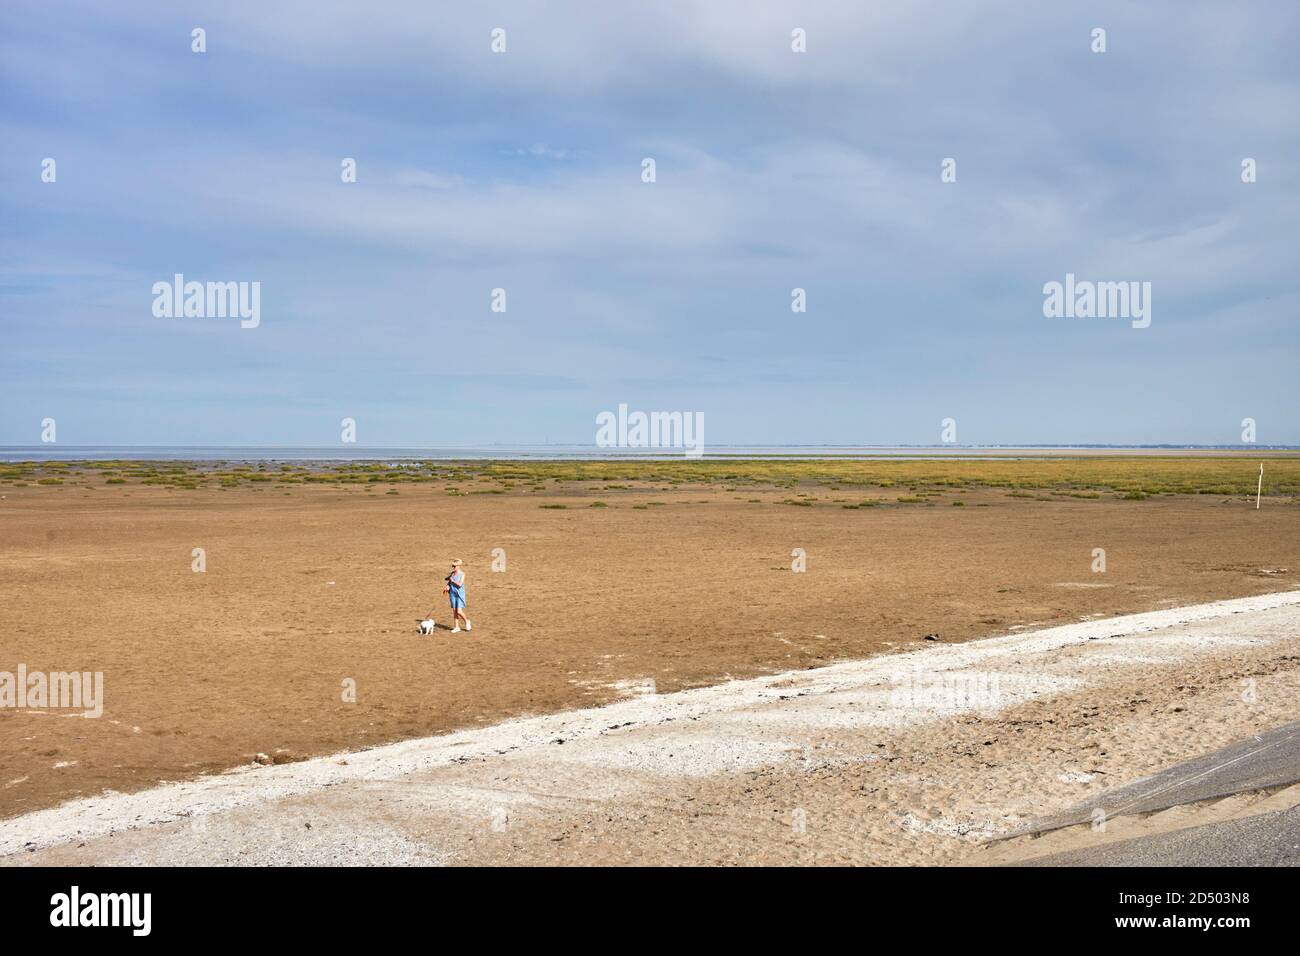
[443,559,471,633]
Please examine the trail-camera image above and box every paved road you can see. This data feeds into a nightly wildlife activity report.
[1004,720,1300,838]
[1027,804,1300,866]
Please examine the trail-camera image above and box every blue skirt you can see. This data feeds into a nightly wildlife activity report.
[449,587,466,610]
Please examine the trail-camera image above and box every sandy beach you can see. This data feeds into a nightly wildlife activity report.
[2,458,1298,824]
[5,590,1298,866]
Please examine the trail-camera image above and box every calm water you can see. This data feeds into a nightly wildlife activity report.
[2,445,1292,463]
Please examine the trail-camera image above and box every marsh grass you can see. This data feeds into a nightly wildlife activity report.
[472,457,1300,497]
[9,455,1299,499]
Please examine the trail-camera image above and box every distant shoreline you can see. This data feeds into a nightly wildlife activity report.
[3,444,1299,464]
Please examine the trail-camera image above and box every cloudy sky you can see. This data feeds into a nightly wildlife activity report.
[2,1,1297,447]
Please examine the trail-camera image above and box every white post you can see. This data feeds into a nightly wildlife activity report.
[1256,463,1263,510]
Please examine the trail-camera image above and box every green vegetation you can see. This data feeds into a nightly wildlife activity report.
[2,454,1296,500]
[468,457,1300,498]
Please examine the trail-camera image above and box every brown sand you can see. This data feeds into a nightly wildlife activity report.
[2,479,1297,819]
[6,591,1296,866]
[451,606,1300,867]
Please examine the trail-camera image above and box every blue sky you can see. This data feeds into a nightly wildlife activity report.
[2,1,1297,446]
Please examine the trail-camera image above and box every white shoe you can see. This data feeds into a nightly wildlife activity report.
[465,620,472,631]
[451,627,461,634]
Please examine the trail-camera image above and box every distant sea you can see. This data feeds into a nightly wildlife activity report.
[2,445,1296,463]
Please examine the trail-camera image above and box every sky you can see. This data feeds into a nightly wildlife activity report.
[2,1,1297,447]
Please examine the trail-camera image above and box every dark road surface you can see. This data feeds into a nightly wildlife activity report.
[1008,721,1300,838]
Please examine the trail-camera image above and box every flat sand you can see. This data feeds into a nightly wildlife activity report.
[2,473,1298,820]
[5,592,1298,865]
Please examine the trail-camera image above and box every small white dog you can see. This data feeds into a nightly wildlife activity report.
[418,618,436,635]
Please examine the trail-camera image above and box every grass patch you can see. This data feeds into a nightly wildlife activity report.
[14,455,1300,501]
